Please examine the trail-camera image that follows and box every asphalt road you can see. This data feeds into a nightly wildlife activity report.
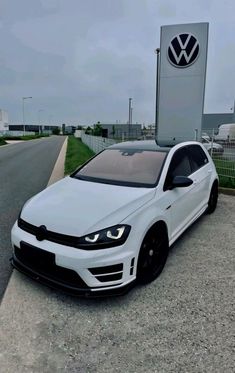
[0,136,66,299]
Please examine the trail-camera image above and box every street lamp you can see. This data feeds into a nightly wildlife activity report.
[22,96,32,136]
[38,109,43,134]
[128,97,132,139]
[154,48,160,140]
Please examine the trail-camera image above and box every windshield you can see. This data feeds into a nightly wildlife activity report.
[72,148,167,187]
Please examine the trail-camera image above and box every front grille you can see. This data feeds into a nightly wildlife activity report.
[18,218,78,247]
[14,242,88,288]
[89,263,123,283]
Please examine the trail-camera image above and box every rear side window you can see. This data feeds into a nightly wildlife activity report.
[187,145,209,173]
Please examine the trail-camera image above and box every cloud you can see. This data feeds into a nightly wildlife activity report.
[0,0,235,125]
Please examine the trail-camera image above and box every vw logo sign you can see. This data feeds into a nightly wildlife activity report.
[168,33,199,68]
[36,225,47,241]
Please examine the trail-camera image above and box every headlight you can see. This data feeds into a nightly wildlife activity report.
[77,225,131,249]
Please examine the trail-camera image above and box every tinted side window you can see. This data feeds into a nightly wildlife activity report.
[187,145,209,173]
[164,148,191,190]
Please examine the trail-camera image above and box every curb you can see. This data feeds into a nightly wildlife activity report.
[47,136,68,186]
[219,187,235,196]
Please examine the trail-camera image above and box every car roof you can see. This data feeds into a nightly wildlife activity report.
[108,140,171,152]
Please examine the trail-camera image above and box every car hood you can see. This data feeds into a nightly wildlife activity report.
[21,176,156,236]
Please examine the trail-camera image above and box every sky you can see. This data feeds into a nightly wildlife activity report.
[0,0,235,126]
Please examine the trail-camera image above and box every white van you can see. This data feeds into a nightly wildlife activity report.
[215,123,235,141]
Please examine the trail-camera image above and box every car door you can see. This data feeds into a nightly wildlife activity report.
[187,144,211,212]
[163,147,198,242]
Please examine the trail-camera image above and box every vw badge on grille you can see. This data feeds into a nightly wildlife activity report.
[36,225,47,241]
[168,33,199,68]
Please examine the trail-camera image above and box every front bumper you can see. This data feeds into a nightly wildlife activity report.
[11,222,137,297]
[11,255,135,297]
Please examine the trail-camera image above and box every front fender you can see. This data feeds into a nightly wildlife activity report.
[122,197,170,254]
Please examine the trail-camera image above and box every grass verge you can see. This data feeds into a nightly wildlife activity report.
[213,158,235,189]
[218,176,235,189]
[64,138,235,189]
[65,136,95,175]
[0,137,7,146]
[3,134,49,141]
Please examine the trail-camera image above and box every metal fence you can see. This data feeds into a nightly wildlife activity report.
[81,130,235,184]
[202,129,235,184]
[81,132,118,153]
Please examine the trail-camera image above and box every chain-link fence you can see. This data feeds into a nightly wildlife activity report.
[81,132,118,153]
[81,129,235,187]
[201,129,235,187]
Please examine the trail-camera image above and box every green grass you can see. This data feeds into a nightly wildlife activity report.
[0,137,7,146]
[64,138,235,188]
[64,136,95,175]
[213,158,235,189]
[218,176,235,189]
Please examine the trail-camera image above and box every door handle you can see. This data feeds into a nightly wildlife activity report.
[208,169,212,173]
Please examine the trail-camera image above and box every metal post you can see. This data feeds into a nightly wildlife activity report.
[211,128,214,157]
[38,110,40,134]
[22,97,32,136]
[128,97,132,139]
[38,109,43,134]
[22,99,25,136]
[233,99,235,123]
[155,48,160,141]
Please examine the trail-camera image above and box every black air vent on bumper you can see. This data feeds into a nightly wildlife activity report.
[89,263,123,283]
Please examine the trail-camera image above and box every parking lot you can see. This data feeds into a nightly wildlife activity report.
[0,193,234,373]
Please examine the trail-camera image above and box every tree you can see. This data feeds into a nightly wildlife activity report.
[85,126,92,134]
[52,127,60,135]
[93,122,103,136]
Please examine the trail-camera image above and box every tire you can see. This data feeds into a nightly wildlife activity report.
[137,224,169,284]
[207,181,218,214]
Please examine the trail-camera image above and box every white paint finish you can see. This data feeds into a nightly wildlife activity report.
[12,141,218,292]
[21,176,155,236]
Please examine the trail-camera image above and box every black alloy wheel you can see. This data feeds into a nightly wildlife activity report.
[137,225,169,284]
[207,182,218,214]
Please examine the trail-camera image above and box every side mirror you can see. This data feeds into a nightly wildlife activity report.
[171,176,193,189]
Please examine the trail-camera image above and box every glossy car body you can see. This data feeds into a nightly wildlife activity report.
[11,141,218,296]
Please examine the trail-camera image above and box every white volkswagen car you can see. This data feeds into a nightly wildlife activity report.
[11,141,218,296]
